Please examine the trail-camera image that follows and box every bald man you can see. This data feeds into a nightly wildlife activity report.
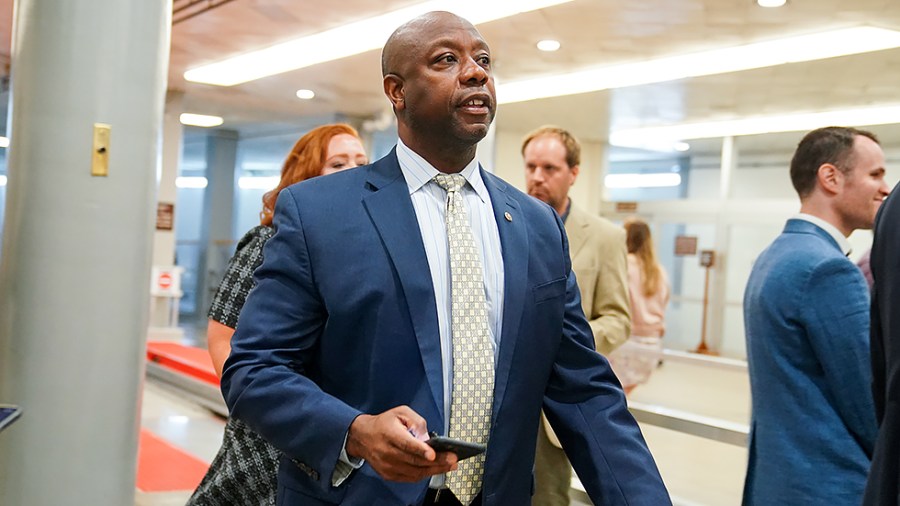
[222,11,669,506]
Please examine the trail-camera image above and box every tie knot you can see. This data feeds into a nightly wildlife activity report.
[434,173,466,193]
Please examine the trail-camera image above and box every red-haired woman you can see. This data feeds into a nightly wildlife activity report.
[188,124,367,505]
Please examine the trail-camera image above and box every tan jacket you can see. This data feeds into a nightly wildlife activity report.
[543,203,632,447]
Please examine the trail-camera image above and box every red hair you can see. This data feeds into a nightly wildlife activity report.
[260,123,361,227]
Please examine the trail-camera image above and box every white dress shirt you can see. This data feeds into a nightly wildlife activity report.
[396,139,505,487]
[794,213,852,256]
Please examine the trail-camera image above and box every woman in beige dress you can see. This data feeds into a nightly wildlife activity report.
[608,218,670,393]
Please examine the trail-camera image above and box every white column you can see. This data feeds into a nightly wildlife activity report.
[148,91,186,339]
[708,136,737,352]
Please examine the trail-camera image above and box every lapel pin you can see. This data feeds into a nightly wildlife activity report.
[504,212,512,222]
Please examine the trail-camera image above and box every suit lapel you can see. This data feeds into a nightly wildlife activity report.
[362,151,443,419]
[481,170,528,420]
[565,206,589,259]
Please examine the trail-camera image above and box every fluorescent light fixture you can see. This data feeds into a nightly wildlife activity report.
[610,104,900,147]
[499,26,900,104]
[296,89,316,100]
[757,0,787,7]
[179,113,224,127]
[238,176,280,190]
[0,175,6,187]
[537,39,561,52]
[184,0,575,86]
[175,176,208,189]
[605,173,682,189]
[673,142,691,152]
[0,136,8,148]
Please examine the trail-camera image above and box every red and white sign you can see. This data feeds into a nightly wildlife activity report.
[151,267,183,297]
[157,272,173,290]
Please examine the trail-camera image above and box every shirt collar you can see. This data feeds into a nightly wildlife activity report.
[560,198,572,224]
[395,139,488,202]
[793,213,853,256]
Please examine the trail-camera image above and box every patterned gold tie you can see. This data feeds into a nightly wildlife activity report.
[433,173,494,505]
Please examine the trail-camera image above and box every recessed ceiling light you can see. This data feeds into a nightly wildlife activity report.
[673,142,691,152]
[609,104,900,146]
[296,89,316,100]
[757,0,787,7]
[537,39,561,52]
[499,26,900,104]
[179,113,224,128]
[184,0,576,86]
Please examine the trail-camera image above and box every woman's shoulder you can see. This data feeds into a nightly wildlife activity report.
[235,225,274,252]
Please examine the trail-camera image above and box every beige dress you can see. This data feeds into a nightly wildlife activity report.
[608,254,670,389]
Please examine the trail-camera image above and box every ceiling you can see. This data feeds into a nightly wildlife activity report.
[2,0,900,150]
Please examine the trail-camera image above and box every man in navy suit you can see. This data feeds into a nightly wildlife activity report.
[864,180,900,506]
[221,11,669,506]
[743,126,889,505]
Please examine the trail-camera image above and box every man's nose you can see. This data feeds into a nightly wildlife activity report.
[461,58,489,85]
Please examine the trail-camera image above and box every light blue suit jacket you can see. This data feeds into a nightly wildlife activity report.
[743,219,876,505]
[220,150,669,506]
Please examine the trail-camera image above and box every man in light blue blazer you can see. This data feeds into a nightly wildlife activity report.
[221,12,669,506]
[743,126,889,505]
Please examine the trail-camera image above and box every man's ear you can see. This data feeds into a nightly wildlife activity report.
[817,163,843,195]
[569,164,580,186]
[383,74,405,111]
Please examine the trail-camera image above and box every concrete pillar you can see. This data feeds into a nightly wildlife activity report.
[147,91,185,338]
[196,129,238,322]
[0,0,171,504]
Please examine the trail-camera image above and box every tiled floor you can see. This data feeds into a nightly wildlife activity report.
[137,337,750,505]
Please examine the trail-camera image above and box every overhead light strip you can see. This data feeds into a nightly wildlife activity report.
[605,173,682,189]
[179,113,224,127]
[175,176,209,189]
[185,0,575,86]
[610,105,900,147]
[498,26,900,104]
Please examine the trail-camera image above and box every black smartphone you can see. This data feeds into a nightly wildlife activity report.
[0,404,22,433]
[426,431,486,461]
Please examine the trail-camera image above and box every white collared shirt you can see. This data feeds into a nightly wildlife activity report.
[396,139,505,487]
[793,213,853,256]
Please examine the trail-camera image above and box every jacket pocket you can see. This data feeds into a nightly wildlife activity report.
[533,277,566,303]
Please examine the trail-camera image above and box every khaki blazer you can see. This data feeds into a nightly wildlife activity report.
[543,203,632,447]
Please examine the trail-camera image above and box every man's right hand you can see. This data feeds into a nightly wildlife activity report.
[346,405,458,482]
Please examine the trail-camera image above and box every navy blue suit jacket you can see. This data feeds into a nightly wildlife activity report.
[221,150,668,506]
[743,219,876,505]
[864,184,900,506]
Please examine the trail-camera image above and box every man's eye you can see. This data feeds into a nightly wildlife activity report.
[440,54,457,63]
[478,56,491,66]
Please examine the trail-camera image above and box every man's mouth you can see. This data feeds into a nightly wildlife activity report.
[459,95,491,115]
